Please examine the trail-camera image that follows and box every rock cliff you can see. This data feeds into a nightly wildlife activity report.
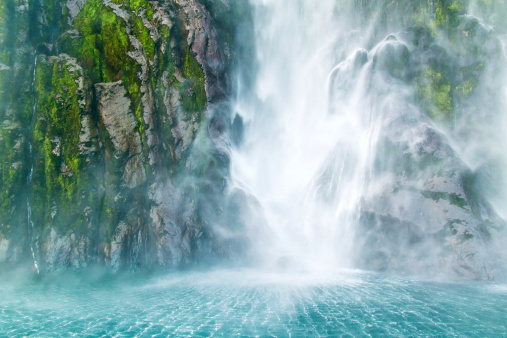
[0,0,252,271]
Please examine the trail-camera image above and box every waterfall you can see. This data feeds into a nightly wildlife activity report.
[230,0,375,269]
[27,56,39,274]
[230,0,507,275]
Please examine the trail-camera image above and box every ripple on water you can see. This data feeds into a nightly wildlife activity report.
[0,270,506,336]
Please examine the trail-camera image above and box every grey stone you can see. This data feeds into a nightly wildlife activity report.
[96,81,139,158]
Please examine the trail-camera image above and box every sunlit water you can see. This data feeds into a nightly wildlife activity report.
[1,269,506,336]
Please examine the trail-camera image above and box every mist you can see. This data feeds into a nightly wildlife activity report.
[224,0,507,280]
[1,0,507,335]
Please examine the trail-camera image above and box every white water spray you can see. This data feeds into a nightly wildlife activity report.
[230,0,382,270]
[229,0,507,277]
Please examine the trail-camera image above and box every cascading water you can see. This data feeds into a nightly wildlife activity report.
[26,56,39,274]
[230,0,386,269]
[230,0,507,276]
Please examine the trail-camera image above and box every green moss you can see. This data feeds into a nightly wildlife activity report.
[180,48,206,116]
[103,0,156,61]
[132,15,154,60]
[157,25,174,78]
[0,0,16,65]
[414,67,454,123]
[15,0,212,238]
[35,58,81,197]
[41,0,69,42]
[112,0,154,20]
[99,189,118,242]
[0,1,6,40]
[66,0,132,83]
[63,0,152,171]
[0,0,34,125]
[456,79,475,99]
[32,56,93,231]
[434,5,448,27]
[0,0,37,234]
[433,0,467,28]
[0,124,25,230]
[62,0,152,82]
[0,66,8,98]
[455,60,484,98]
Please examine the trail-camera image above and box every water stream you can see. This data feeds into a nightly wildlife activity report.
[26,56,39,274]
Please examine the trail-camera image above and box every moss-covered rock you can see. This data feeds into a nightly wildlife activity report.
[0,0,242,271]
[0,0,40,264]
[414,66,454,123]
[373,38,410,80]
[31,54,103,262]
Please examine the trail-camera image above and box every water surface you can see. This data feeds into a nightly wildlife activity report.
[1,269,505,336]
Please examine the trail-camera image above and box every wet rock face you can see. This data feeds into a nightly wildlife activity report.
[355,94,504,279]
[96,81,146,188]
[148,181,194,268]
[96,82,137,159]
[0,0,247,272]
[176,0,227,103]
[373,38,410,80]
[45,228,91,270]
[341,17,507,280]
[319,6,507,279]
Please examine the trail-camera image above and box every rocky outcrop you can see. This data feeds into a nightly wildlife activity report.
[355,94,505,279]
[176,0,227,102]
[96,81,137,158]
[96,81,146,188]
[326,17,507,280]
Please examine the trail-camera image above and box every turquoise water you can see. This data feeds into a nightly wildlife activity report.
[0,269,506,337]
